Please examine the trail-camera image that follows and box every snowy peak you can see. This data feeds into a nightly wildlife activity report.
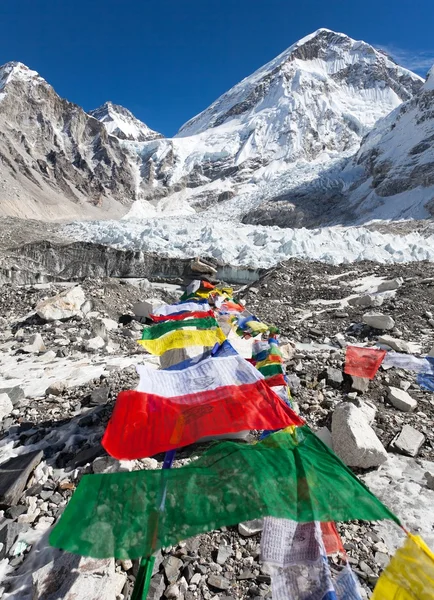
[0,61,45,94]
[89,101,163,142]
[177,28,423,138]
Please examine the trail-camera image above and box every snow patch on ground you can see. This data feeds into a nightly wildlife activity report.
[363,454,434,552]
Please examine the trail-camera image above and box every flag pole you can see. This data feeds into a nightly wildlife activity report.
[131,449,177,600]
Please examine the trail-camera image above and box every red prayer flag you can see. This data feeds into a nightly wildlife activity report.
[150,310,215,323]
[344,346,386,380]
[102,382,303,460]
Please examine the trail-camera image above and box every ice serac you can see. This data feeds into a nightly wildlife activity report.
[134,29,422,221]
[347,64,434,221]
[89,101,163,142]
[0,62,139,220]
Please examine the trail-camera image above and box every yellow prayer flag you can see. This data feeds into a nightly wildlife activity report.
[138,328,226,356]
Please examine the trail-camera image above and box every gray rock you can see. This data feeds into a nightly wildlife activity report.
[217,543,232,565]
[350,376,370,394]
[348,398,377,425]
[387,387,417,412]
[0,520,28,559]
[84,336,106,351]
[424,471,434,490]
[90,386,109,406]
[163,555,184,584]
[165,583,181,599]
[320,367,343,389]
[331,403,388,468]
[133,298,164,319]
[348,294,384,308]
[0,393,13,421]
[378,335,413,353]
[67,445,105,469]
[148,574,166,600]
[363,312,395,330]
[45,381,66,396]
[0,386,24,406]
[390,425,425,457]
[31,553,125,600]
[376,278,403,292]
[315,426,333,449]
[0,450,43,507]
[207,574,230,590]
[23,333,46,354]
[238,519,264,537]
[36,286,86,321]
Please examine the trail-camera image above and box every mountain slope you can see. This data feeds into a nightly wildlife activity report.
[0,62,139,220]
[131,29,422,218]
[344,66,434,221]
[89,101,162,142]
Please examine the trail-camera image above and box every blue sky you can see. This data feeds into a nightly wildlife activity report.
[1,0,433,136]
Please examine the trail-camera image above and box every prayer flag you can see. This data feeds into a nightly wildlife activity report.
[50,427,398,560]
[150,310,215,323]
[102,355,303,459]
[152,300,210,317]
[344,346,386,379]
[372,534,434,599]
[138,328,226,355]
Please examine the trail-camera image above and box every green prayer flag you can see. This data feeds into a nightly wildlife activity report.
[49,426,398,560]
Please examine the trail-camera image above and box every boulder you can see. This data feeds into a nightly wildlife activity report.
[84,336,106,351]
[348,398,377,425]
[315,426,333,449]
[378,335,415,354]
[36,286,86,321]
[376,278,403,292]
[207,574,230,590]
[331,403,388,468]
[23,333,46,354]
[0,393,13,421]
[348,294,384,308]
[45,381,66,396]
[217,543,232,565]
[428,346,434,358]
[31,554,125,600]
[390,425,425,457]
[387,387,417,412]
[190,258,217,275]
[133,298,164,319]
[319,367,343,389]
[363,312,395,330]
[163,555,183,585]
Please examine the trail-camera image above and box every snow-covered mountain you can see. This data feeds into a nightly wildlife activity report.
[0,62,140,220]
[89,101,162,142]
[344,66,434,222]
[0,29,428,224]
[130,28,422,217]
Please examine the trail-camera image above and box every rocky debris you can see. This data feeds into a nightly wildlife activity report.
[36,285,87,321]
[217,543,233,565]
[331,404,388,468]
[363,312,395,330]
[387,387,418,412]
[0,450,44,507]
[0,392,13,420]
[207,573,230,590]
[390,425,425,457]
[22,332,46,354]
[425,471,434,490]
[315,426,333,449]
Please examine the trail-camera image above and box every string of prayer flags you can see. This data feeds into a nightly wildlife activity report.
[138,323,226,355]
[344,346,387,379]
[151,299,211,318]
[50,426,398,560]
[102,355,303,459]
[149,310,215,323]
